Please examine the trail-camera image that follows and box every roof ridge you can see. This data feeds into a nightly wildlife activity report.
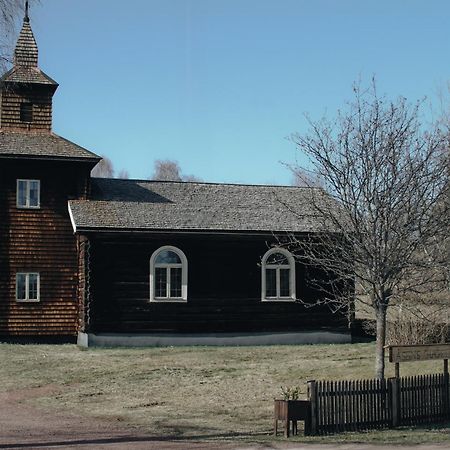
[51,133,101,159]
[92,177,320,190]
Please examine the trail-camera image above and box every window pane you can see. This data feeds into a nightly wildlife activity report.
[155,250,181,264]
[17,181,27,207]
[155,267,167,297]
[29,181,39,207]
[16,274,27,300]
[265,269,277,297]
[28,274,39,300]
[279,269,290,297]
[266,252,288,265]
[170,267,182,297]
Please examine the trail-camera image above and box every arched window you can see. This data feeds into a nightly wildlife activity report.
[150,246,188,302]
[261,248,295,301]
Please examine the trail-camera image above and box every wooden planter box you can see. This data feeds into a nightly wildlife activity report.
[274,399,311,437]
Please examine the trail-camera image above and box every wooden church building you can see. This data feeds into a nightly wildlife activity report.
[0,9,351,346]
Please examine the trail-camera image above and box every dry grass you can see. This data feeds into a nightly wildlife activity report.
[0,342,449,444]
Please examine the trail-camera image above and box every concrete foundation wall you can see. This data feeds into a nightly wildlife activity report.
[78,330,351,348]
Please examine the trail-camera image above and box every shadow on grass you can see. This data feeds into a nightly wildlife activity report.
[2,421,449,449]
[0,431,270,449]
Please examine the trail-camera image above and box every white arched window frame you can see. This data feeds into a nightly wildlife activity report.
[261,248,296,301]
[150,246,188,302]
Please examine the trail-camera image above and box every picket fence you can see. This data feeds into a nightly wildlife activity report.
[306,373,449,435]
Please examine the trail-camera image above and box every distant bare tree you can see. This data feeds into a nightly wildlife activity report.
[91,157,130,179]
[91,157,114,178]
[151,159,202,182]
[117,169,129,179]
[287,81,449,379]
[151,159,182,181]
[183,174,203,182]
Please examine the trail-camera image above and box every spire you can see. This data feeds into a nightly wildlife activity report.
[14,1,38,67]
[24,1,29,22]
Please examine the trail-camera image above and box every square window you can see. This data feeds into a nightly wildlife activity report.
[17,179,40,208]
[16,272,40,302]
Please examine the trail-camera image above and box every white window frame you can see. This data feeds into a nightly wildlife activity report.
[16,272,40,303]
[150,246,188,302]
[16,179,40,209]
[261,248,296,302]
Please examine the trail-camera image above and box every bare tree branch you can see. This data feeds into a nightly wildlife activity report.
[287,80,449,378]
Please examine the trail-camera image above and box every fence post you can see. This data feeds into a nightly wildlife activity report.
[389,377,400,427]
[307,380,318,436]
[444,359,449,418]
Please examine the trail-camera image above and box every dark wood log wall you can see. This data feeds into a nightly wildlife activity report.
[88,233,348,334]
[0,159,89,336]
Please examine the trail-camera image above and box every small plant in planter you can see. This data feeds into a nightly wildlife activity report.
[274,386,310,437]
[280,385,302,400]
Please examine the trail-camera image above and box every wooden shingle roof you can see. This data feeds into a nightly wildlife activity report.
[68,178,328,233]
[1,65,58,86]
[0,131,100,161]
[15,16,38,67]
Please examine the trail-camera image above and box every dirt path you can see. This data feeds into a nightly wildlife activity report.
[0,387,448,450]
[0,386,235,450]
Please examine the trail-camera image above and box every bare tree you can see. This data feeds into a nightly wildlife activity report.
[151,159,202,182]
[117,169,129,179]
[291,167,323,188]
[151,159,182,181]
[183,174,203,182]
[1,0,35,71]
[91,157,114,178]
[288,82,449,379]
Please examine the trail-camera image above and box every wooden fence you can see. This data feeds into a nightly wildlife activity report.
[307,373,449,435]
[398,374,449,426]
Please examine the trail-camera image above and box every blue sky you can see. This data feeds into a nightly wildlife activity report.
[20,1,450,184]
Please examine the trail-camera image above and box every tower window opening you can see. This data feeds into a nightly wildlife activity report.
[20,102,33,122]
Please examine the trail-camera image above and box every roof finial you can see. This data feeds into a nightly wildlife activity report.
[24,1,29,22]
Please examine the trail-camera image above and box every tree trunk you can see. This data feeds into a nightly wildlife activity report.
[375,305,387,379]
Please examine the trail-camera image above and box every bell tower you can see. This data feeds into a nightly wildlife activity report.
[0,1,58,132]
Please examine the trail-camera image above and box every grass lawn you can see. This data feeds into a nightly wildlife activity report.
[1,341,449,445]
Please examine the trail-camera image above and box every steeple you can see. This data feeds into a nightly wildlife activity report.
[14,1,39,68]
[0,1,58,132]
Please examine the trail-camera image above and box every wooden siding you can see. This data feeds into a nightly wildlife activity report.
[87,233,348,334]
[0,85,54,131]
[0,159,89,336]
